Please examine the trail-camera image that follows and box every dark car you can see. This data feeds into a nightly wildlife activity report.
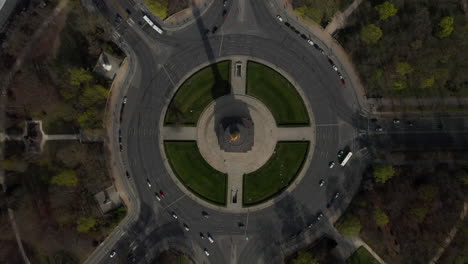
[300,33,307,40]
[125,171,130,179]
[285,22,291,27]
[212,26,218,33]
[222,9,227,18]
[202,211,209,218]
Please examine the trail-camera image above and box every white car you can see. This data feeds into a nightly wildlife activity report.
[307,39,314,46]
[123,96,127,104]
[332,65,338,71]
[207,233,214,243]
[154,193,161,201]
[329,161,335,169]
[172,212,178,219]
[146,179,151,188]
[276,15,283,22]
[319,180,325,187]
[204,249,210,256]
[183,224,189,231]
[109,250,116,258]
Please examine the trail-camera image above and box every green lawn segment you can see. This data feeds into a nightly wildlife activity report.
[346,247,379,264]
[243,141,309,206]
[164,141,227,205]
[246,61,309,126]
[164,61,231,126]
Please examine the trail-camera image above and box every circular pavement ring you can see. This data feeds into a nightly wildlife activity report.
[159,56,317,213]
[196,94,278,174]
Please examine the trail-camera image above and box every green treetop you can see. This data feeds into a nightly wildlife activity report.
[360,24,383,45]
[374,208,389,227]
[293,250,319,264]
[436,16,455,39]
[51,170,78,187]
[375,1,398,20]
[76,216,96,233]
[68,67,93,86]
[373,165,395,183]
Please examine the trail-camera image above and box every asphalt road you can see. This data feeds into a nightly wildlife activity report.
[86,0,468,263]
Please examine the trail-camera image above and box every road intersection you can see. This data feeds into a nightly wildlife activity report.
[84,0,468,263]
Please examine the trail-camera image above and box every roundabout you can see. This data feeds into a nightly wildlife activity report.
[161,58,315,212]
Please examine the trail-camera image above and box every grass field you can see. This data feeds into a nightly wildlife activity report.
[346,247,379,264]
[164,141,227,205]
[246,61,309,126]
[243,141,309,206]
[164,61,231,126]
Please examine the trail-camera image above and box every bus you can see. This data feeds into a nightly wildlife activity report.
[143,15,164,34]
[340,152,352,166]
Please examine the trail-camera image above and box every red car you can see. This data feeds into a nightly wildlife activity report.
[159,190,166,198]
[119,143,123,152]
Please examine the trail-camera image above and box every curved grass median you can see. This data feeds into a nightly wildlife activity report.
[164,141,227,205]
[246,61,309,126]
[165,61,231,126]
[243,141,309,206]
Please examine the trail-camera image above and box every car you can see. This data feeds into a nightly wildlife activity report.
[285,22,291,27]
[307,39,314,46]
[126,171,131,179]
[154,193,161,201]
[109,250,116,258]
[183,223,189,231]
[407,121,413,127]
[222,9,227,18]
[294,28,300,34]
[276,15,283,22]
[223,0,227,7]
[159,190,166,198]
[127,253,136,263]
[334,192,340,199]
[317,212,324,221]
[319,180,325,187]
[329,161,335,168]
[375,126,383,132]
[332,64,338,71]
[300,34,307,40]
[337,150,344,159]
[339,75,346,85]
[211,26,218,33]
[172,212,178,219]
[114,14,122,24]
[207,233,214,243]
[123,96,127,104]
[200,232,205,239]
[119,143,123,152]
[125,8,132,15]
[238,222,245,228]
[393,119,400,124]
[202,211,209,218]
[146,179,151,188]
[204,249,210,256]
[307,222,313,228]
[313,43,325,54]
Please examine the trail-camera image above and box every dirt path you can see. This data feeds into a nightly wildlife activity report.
[325,0,364,34]
[428,202,468,264]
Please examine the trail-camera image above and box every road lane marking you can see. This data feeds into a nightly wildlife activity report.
[164,194,186,209]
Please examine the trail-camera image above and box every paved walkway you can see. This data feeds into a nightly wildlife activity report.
[230,57,247,95]
[325,0,364,34]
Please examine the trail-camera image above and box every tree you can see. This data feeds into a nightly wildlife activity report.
[374,208,389,227]
[293,250,319,264]
[68,67,93,86]
[360,24,383,45]
[375,1,398,20]
[0,156,28,172]
[338,214,362,237]
[461,172,468,185]
[373,165,395,183]
[77,108,102,129]
[79,85,108,107]
[417,185,438,202]
[410,207,428,223]
[296,6,323,23]
[419,77,435,89]
[396,62,414,76]
[76,216,96,233]
[51,170,78,187]
[56,144,87,168]
[436,16,454,39]
[144,0,168,19]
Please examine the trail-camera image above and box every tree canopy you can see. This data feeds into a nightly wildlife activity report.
[293,250,319,264]
[296,6,323,23]
[374,208,389,226]
[436,16,454,39]
[0,156,28,172]
[76,216,96,233]
[51,170,78,187]
[373,165,395,183]
[375,1,398,21]
[79,85,108,107]
[396,62,414,76]
[360,24,383,45]
[68,67,93,87]
[338,214,362,237]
